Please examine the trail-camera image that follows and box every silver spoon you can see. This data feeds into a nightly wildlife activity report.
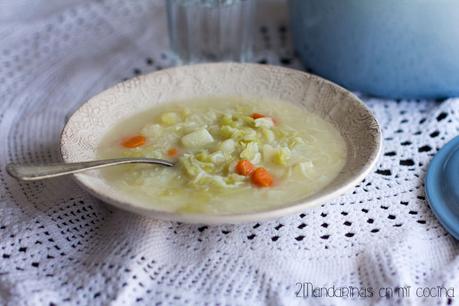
[6,158,175,181]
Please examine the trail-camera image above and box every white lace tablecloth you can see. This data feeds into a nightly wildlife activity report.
[1,1,459,305]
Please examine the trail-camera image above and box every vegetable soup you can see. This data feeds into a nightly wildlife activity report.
[97,97,346,214]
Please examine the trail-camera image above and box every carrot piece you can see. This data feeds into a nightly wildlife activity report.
[251,113,265,119]
[235,160,255,176]
[121,135,146,148]
[251,167,274,187]
[167,148,178,157]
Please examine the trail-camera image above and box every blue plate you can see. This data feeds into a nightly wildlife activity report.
[425,136,459,239]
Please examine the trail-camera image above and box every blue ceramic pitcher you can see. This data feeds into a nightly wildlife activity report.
[289,0,459,99]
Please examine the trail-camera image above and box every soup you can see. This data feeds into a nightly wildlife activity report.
[97,97,346,214]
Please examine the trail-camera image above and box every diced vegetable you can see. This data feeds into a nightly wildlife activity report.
[220,114,234,126]
[210,151,226,164]
[226,173,246,184]
[220,139,236,153]
[261,128,275,143]
[235,160,255,176]
[240,115,256,126]
[252,113,278,125]
[196,150,211,162]
[220,125,236,139]
[254,117,274,128]
[167,148,178,157]
[272,147,291,166]
[181,128,214,148]
[121,135,146,148]
[251,113,265,119]
[161,112,180,125]
[251,167,274,187]
[240,142,260,164]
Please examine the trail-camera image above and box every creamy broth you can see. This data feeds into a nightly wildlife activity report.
[98,97,346,214]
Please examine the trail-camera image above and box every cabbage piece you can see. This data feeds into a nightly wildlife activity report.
[262,144,274,163]
[288,136,305,148]
[220,139,236,153]
[207,125,221,137]
[180,154,204,177]
[210,151,226,164]
[141,124,162,137]
[226,173,246,184]
[181,128,214,148]
[186,113,207,126]
[180,151,220,178]
[252,153,261,164]
[219,114,234,126]
[218,114,244,128]
[261,128,275,143]
[233,113,255,126]
[233,127,257,142]
[254,117,274,128]
[294,161,314,177]
[273,147,291,166]
[273,127,290,140]
[160,112,180,125]
[240,142,261,164]
[179,121,202,134]
[220,125,236,139]
[192,173,243,189]
[195,150,211,163]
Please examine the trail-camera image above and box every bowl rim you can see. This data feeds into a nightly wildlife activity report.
[60,62,382,224]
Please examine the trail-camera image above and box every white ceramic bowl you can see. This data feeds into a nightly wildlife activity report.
[61,63,382,224]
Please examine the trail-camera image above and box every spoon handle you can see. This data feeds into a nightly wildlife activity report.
[6,158,174,181]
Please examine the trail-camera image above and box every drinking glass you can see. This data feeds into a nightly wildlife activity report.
[166,0,255,64]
